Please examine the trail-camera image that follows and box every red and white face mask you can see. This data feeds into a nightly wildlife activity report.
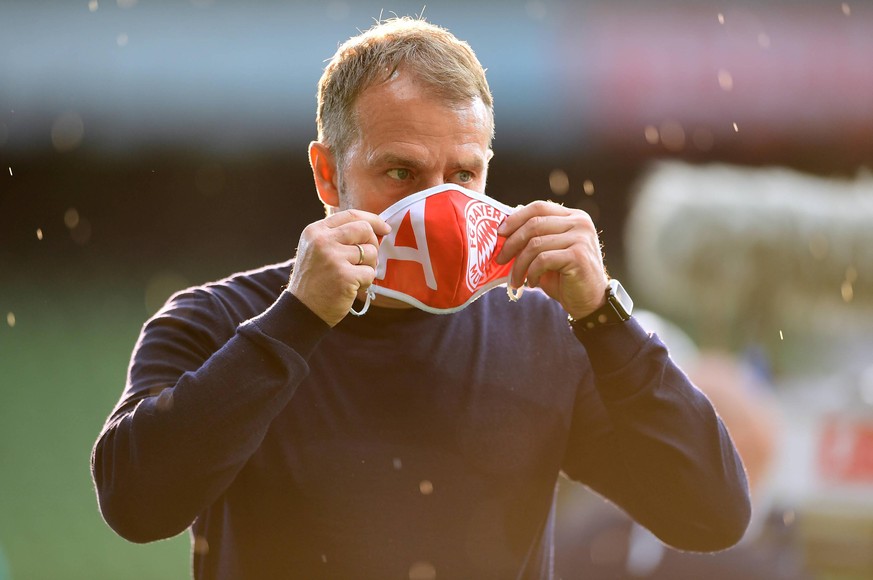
[353,184,522,315]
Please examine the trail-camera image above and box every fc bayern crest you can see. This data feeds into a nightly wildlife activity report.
[464,199,505,292]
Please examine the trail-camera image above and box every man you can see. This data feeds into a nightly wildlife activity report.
[92,17,750,579]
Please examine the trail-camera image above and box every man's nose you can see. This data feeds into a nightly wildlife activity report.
[420,175,447,190]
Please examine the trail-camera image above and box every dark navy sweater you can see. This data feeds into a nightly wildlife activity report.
[92,260,750,579]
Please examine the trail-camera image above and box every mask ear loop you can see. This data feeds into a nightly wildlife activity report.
[498,213,526,304]
[349,287,375,316]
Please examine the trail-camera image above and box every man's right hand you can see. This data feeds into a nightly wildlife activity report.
[287,209,391,327]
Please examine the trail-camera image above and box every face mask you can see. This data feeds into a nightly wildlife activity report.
[352,184,523,315]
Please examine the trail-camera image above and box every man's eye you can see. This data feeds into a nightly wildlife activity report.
[387,168,412,180]
[457,170,473,183]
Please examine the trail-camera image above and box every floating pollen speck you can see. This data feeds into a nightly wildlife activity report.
[6,312,15,327]
[64,208,80,229]
[841,280,854,303]
[779,330,784,341]
[717,69,734,91]
[548,169,569,196]
[7,167,11,176]
[36,228,43,240]
[732,122,739,132]
[192,535,209,555]
[408,561,437,580]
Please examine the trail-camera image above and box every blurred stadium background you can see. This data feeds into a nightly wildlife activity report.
[1,0,872,578]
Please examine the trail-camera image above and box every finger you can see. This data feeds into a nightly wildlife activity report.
[353,267,380,305]
[497,200,572,238]
[346,260,378,292]
[349,243,365,266]
[330,220,383,248]
[348,242,378,267]
[507,232,574,288]
[525,248,579,289]
[324,209,391,236]
[497,213,575,265]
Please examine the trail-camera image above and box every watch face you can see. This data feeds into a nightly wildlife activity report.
[608,279,634,319]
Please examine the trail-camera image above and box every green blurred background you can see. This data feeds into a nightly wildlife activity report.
[2,1,873,578]
[0,279,190,579]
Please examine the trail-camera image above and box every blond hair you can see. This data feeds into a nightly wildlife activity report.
[316,17,494,170]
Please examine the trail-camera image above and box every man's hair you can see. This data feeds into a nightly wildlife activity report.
[316,17,494,171]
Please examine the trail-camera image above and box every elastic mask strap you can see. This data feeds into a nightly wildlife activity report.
[349,287,375,316]
[507,285,524,302]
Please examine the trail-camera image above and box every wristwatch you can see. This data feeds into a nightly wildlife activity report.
[568,279,634,331]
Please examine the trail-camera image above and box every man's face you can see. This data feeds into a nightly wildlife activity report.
[337,70,493,215]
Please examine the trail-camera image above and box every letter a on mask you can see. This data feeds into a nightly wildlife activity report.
[376,200,437,290]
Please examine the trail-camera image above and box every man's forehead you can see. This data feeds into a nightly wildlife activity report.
[354,71,492,128]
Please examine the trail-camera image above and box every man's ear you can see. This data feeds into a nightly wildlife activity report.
[308,141,340,208]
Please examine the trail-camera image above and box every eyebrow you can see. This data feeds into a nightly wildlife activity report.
[369,153,426,171]
[368,153,486,173]
[453,157,486,173]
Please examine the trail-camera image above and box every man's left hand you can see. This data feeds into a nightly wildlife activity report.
[496,200,608,319]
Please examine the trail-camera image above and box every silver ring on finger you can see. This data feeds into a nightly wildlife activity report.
[354,243,365,266]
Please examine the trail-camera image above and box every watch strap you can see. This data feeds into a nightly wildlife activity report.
[569,280,632,331]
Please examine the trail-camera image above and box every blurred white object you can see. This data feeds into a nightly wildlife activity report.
[625,161,873,350]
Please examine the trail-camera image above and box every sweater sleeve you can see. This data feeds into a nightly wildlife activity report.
[91,288,330,543]
[561,318,751,552]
